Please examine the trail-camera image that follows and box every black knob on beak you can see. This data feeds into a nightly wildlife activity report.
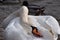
[31,26,43,37]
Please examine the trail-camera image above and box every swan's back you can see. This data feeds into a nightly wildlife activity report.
[4,17,29,40]
[4,17,46,40]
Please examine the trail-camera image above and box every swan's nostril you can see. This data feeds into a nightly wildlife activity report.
[31,26,43,37]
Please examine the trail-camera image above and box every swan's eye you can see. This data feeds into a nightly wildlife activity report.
[32,27,43,37]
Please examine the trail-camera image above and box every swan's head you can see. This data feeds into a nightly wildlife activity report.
[20,6,29,23]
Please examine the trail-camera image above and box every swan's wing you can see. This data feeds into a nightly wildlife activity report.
[36,16,52,30]
[29,15,52,30]
[4,18,29,40]
[4,20,22,40]
[34,21,54,40]
[29,15,60,34]
[29,16,58,40]
[28,17,54,40]
[45,16,60,34]
[39,28,54,40]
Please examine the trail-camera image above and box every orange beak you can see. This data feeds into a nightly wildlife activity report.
[32,28,43,37]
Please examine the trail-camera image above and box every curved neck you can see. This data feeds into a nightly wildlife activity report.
[20,6,29,24]
[20,13,28,23]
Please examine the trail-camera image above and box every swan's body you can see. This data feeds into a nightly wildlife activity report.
[5,17,54,40]
[3,6,60,40]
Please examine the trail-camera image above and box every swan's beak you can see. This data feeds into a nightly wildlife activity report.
[31,26,43,37]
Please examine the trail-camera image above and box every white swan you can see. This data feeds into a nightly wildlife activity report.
[2,6,59,40]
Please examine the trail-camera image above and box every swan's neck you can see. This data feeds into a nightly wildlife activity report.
[20,14,28,24]
[19,6,29,25]
[20,13,32,34]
